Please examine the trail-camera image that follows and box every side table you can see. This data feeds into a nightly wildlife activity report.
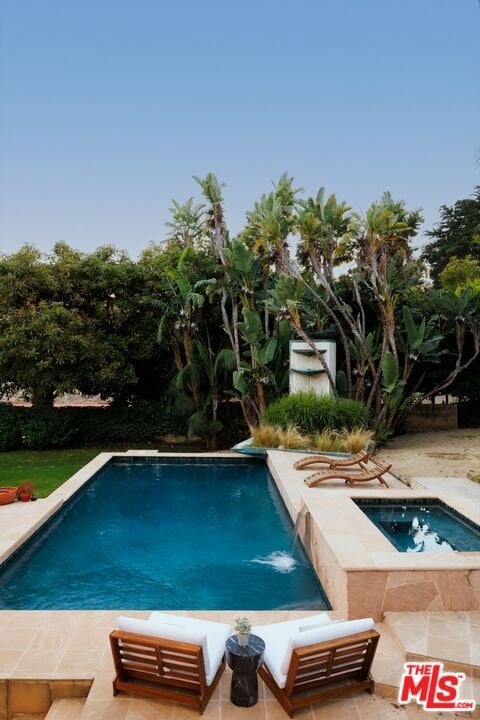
[225,634,265,707]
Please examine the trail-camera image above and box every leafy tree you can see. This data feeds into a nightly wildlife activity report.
[265,186,480,438]
[0,244,170,407]
[438,255,480,295]
[0,302,97,408]
[422,187,480,280]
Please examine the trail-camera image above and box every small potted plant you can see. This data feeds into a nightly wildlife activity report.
[16,481,35,503]
[234,616,251,647]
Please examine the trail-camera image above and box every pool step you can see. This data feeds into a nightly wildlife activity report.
[384,611,479,677]
[44,698,85,720]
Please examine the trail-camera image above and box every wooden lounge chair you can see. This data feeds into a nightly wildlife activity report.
[304,460,391,488]
[253,615,379,717]
[110,613,232,714]
[294,449,369,471]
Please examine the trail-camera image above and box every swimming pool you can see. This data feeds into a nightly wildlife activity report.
[0,458,329,610]
[355,498,480,553]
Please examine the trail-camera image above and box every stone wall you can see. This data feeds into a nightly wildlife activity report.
[347,569,480,620]
[301,512,480,622]
[403,403,458,432]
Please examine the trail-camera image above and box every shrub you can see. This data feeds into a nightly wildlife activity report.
[22,412,80,450]
[0,404,23,451]
[0,398,188,451]
[264,391,370,434]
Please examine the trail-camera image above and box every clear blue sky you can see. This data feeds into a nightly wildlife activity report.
[0,0,478,257]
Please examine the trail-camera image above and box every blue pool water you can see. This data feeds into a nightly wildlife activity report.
[0,458,329,610]
[355,498,480,553]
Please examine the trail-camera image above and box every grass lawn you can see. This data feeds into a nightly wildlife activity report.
[0,443,205,497]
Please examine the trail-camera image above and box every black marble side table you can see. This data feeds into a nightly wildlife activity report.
[225,634,266,707]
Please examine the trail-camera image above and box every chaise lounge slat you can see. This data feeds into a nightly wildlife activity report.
[304,460,391,488]
[294,449,369,471]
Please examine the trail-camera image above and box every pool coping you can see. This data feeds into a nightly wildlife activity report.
[266,449,480,571]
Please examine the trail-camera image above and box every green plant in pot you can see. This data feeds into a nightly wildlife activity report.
[234,616,251,647]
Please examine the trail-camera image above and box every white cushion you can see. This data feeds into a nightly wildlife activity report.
[148,612,232,685]
[298,622,330,632]
[253,616,374,689]
[291,618,375,651]
[252,614,332,688]
[117,615,155,636]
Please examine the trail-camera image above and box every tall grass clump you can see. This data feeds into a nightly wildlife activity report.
[276,425,310,450]
[338,428,375,453]
[264,391,370,434]
[251,424,279,448]
[311,429,342,452]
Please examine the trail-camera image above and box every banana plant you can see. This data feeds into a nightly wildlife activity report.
[156,247,215,406]
[173,338,237,449]
[398,307,444,377]
[376,351,407,440]
[233,305,287,420]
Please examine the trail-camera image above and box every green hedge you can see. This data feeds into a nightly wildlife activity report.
[264,391,370,433]
[0,400,187,451]
[0,405,23,451]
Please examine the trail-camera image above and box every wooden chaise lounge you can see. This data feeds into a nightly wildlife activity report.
[294,449,369,471]
[110,612,232,714]
[253,615,379,717]
[304,461,391,488]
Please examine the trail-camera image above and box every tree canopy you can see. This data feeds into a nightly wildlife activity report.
[422,186,480,281]
[1,180,479,441]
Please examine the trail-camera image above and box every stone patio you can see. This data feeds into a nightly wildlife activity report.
[0,609,478,719]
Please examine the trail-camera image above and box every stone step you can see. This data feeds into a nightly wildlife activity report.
[370,622,406,699]
[45,699,85,720]
[384,611,480,678]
